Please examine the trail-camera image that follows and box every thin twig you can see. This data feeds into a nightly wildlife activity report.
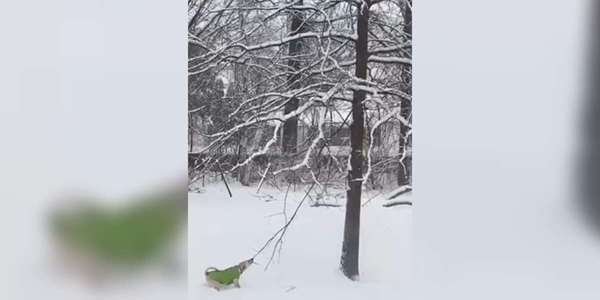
[253,107,350,269]
[251,181,316,264]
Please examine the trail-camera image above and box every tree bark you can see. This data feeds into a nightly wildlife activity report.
[236,2,251,186]
[189,122,194,153]
[580,1,600,234]
[398,0,412,187]
[282,0,304,155]
[341,0,369,280]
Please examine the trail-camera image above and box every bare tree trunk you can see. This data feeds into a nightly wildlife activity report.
[398,0,412,187]
[237,3,251,186]
[580,0,600,233]
[282,0,304,155]
[341,0,369,281]
[189,122,194,153]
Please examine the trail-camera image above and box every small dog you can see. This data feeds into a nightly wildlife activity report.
[205,258,254,291]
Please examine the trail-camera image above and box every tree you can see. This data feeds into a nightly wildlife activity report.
[340,0,369,280]
[188,41,227,153]
[339,0,413,280]
[398,0,412,187]
[282,0,306,155]
[188,0,412,280]
[580,0,600,234]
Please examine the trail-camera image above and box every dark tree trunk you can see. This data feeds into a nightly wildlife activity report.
[282,0,304,154]
[580,1,600,234]
[189,120,193,153]
[341,0,369,281]
[236,3,251,186]
[398,0,412,187]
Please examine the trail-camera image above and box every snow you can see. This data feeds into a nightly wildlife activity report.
[189,182,412,300]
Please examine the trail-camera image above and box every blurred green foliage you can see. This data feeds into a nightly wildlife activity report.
[50,188,186,266]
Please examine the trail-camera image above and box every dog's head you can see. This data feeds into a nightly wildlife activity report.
[205,267,218,275]
[238,258,254,273]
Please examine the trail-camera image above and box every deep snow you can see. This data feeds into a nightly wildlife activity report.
[189,182,412,300]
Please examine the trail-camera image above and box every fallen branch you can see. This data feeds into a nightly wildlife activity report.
[256,163,271,194]
[386,185,412,200]
[216,161,233,198]
[311,202,342,208]
[382,200,413,207]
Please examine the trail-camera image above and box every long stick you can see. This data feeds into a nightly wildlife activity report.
[253,108,347,268]
[256,163,271,194]
[252,181,315,262]
[382,200,412,207]
[217,161,233,198]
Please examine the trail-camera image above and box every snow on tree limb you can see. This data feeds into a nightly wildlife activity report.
[385,185,412,200]
[189,0,412,186]
[363,105,404,184]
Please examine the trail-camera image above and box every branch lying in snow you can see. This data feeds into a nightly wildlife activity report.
[382,200,412,207]
[216,161,233,198]
[381,186,412,207]
[255,163,271,194]
[310,202,342,208]
[386,185,412,200]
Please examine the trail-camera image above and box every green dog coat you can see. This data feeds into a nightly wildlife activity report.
[205,258,253,290]
[206,266,242,285]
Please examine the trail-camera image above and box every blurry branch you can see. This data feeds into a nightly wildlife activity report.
[386,185,412,200]
[251,181,315,269]
[382,200,412,207]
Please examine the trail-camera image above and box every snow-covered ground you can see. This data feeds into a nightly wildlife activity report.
[189,182,412,300]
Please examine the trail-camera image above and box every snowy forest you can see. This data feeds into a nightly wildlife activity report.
[188,0,412,297]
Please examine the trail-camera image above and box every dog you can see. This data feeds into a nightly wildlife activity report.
[205,258,254,291]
